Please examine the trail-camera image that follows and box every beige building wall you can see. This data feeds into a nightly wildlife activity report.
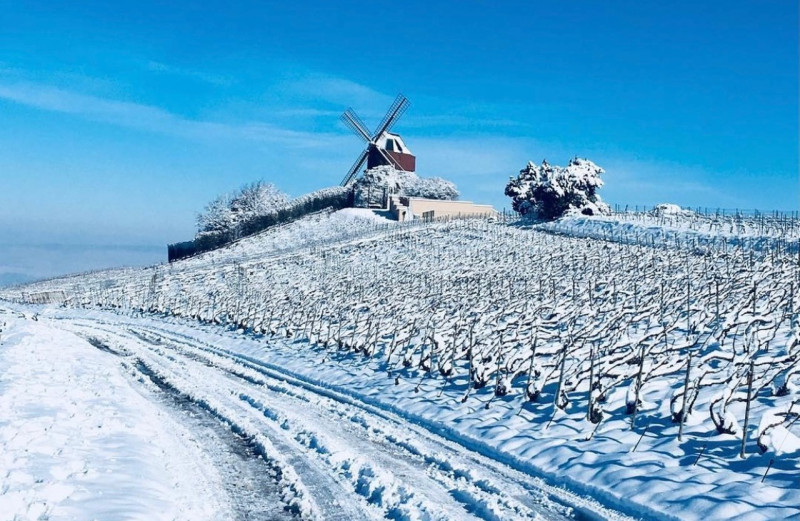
[406,198,497,220]
[387,197,496,221]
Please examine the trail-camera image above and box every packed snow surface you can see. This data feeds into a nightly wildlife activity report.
[0,310,229,521]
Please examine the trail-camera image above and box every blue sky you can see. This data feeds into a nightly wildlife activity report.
[0,1,797,281]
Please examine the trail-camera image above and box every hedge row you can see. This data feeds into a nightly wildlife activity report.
[168,186,353,262]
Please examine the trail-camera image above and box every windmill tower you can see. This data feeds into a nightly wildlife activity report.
[340,94,415,186]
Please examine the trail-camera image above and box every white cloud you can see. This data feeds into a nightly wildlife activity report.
[405,136,539,208]
[146,61,234,86]
[280,75,393,113]
[0,71,750,212]
[0,80,348,149]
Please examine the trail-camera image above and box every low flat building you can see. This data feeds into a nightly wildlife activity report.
[390,196,497,222]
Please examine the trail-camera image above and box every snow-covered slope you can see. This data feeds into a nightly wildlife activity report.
[3,209,799,520]
[539,210,800,255]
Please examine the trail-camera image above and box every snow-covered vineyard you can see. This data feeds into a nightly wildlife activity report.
[3,207,800,520]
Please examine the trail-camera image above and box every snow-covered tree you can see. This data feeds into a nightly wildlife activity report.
[505,158,609,220]
[230,182,289,220]
[354,165,459,207]
[196,193,235,234]
[197,181,289,234]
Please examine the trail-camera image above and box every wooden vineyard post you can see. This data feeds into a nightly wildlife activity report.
[631,342,646,430]
[686,276,691,339]
[555,345,567,410]
[740,360,755,459]
[587,343,595,421]
[678,351,692,441]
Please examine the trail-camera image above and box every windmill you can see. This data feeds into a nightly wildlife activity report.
[340,93,416,186]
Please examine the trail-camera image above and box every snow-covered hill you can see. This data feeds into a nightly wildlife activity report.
[3,208,799,520]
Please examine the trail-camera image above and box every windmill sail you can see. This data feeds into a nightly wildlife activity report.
[341,148,369,186]
[372,94,409,139]
[341,111,371,142]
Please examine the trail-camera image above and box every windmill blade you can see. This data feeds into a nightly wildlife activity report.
[372,93,407,138]
[341,148,369,186]
[372,93,410,140]
[340,111,371,142]
[380,95,409,135]
[345,109,371,140]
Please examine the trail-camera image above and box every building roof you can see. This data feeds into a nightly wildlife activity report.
[374,131,412,154]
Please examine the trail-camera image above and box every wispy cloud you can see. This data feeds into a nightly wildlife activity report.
[408,136,743,210]
[146,60,235,86]
[407,136,537,208]
[0,74,740,211]
[403,113,533,131]
[280,75,394,111]
[0,80,347,149]
[273,107,343,118]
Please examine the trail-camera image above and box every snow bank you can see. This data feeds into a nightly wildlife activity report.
[0,310,229,521]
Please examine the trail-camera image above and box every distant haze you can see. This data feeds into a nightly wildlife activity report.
[0,244,164,287]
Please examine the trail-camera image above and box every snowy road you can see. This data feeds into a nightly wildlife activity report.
[32,312,630,521]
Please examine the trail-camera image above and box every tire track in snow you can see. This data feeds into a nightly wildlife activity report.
[76,326,372,520]
[68,319,578,520]
[82,336,309,521]
[61,315,632,521]
[126,342,374,520]
[121,328,503,520]
[123,323,613,521]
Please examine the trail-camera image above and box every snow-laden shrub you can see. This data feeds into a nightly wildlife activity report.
[354,165,459,207]
[505,158,609,220]
[651,203,694,217]
[196,193,236,234]
[405,177,460,200]
[232,181,290,220]
[758,409,800,455]
[354,166,414,207]
[198,181,289,234]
